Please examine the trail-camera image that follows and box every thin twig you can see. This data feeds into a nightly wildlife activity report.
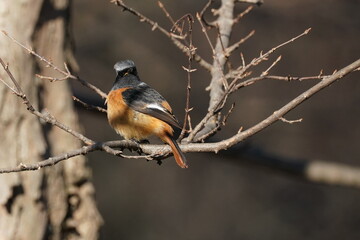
[0,140,148,174]
[111,0,212,72]
[220,58,360,149]
[1,30,108,99]
[72,96,107,113]
[158,1,176,27]
[225,30,255,56]
[196,12,216,56]
[199,0,216,28]
[260,55,282,77]
[171,14,194,43]
[215,22,227,59]
[179,15,195,139]
[234,74,330,90]
[233,5,254,24]
[227,28,312,89]
[0,58,95,145]
[0,76,17,93]
[184,84,230,142]
[0,144,99,174]
[222,102,236,126]
[194,102,236,143]
[186,28,311,142]
[280,117,303,124]
[196,11,229,90]
[186,0,237,142]
[158,1,183,36]
[195,122,221,142]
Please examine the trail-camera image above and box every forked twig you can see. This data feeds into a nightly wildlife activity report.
[199,0,216,28]
[172,14,196,140]
[111,0,212,71]
[0,58,94,145]
[1,30,108,99]
[234,74,330,90]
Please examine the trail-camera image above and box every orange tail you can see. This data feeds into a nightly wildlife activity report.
[162,134,188,168]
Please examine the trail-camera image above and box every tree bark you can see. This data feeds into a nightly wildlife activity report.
[192,0,234,141]
[0,0,102,239]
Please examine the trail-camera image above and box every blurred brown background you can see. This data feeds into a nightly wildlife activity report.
[72,0,360,239]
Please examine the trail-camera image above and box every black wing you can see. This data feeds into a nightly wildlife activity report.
[122,84,181,129]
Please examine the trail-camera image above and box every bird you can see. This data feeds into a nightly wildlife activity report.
[106,60,188,168]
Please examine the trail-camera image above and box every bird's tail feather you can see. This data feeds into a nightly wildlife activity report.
[163,134,188,169]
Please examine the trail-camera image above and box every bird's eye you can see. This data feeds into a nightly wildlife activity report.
[122,69,131,76]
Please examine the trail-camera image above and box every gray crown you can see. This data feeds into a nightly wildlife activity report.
[114,60,136,72]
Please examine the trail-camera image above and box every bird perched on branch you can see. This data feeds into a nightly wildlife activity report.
[106,60,188,168]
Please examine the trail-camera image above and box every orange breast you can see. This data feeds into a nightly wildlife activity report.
[107,88,173,140]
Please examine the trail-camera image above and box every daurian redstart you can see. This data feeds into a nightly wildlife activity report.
[106,60,188,168]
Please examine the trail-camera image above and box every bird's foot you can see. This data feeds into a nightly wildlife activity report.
[130,139,149,154]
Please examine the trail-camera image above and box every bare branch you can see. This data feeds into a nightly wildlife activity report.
[195,102,236,143]
[0,140,144,174]
[72,96,107,113]
[0,57,175,166]
[179,15,195,140]
[185,27,312,144]
[0,76,18,93]
[225,30,255,56]
[111,0,212,72]
[5,55,357,174]
[0,144,99,174]
[189,0,236,142]
[221,58,360,149]
[280,117,303,124]
[233,5,254,24]
[199,0,216,28]
[260,55,282,77]
[157,1,176,28]
[255,28,311,63]
[222,102,236,126]
[228,28,311,82]
[158,2,189,43]
[234,74,330,90]
[0,58,94,145]
[196,12,216,55]
[2,140,360,189]
[196,11,229,92]
[1,30,108,99]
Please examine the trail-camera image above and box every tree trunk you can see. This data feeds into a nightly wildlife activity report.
[0,0,102,239]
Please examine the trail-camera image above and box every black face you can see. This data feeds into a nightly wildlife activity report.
[118,67,138,78]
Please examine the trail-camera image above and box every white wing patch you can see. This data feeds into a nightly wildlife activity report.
[146,103,167,113]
